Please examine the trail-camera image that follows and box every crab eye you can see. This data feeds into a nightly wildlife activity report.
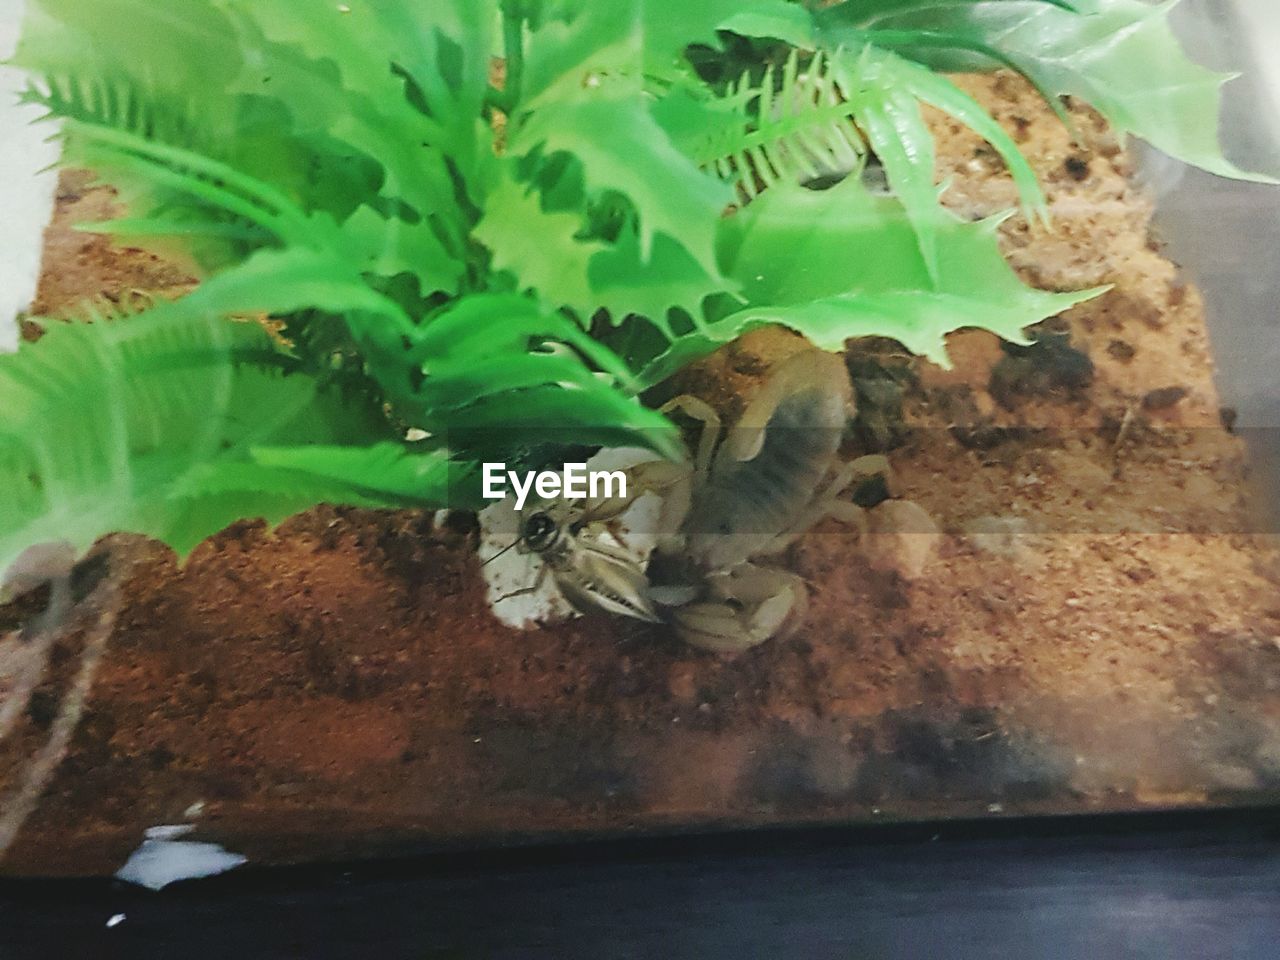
[521,512,558,551]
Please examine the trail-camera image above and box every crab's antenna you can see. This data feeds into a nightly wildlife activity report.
[481,539,520,568]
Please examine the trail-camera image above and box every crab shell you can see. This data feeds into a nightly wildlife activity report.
[661,342,855,574]
[478,334,857,650]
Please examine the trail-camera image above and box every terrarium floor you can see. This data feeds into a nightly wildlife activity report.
[3,75,1279,876]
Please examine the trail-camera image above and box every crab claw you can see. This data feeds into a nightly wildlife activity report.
[667,563,807,654]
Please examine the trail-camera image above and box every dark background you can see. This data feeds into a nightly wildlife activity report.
[2,808,1278,959]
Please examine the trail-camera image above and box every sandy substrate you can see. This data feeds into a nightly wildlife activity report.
[2,75,1279,877]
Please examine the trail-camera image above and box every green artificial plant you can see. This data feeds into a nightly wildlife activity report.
[0,0,1269,585]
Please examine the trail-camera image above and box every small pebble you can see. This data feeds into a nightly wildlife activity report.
[1142,386,1189,411]
[1063,156,1090,181]
[862,501,941,580]
[849,455,897,508]
[964,516,1039,562]
[1106,339,1136,362]
[990,334,1094,409]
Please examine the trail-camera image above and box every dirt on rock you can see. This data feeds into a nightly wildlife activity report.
[3,75,1280,877]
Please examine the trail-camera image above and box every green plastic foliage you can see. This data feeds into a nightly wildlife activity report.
[642,0,813,74]
[513,97,732,278]
[636,177,1105,388]
[2,0,1268,578]
[720,180,1104,362]
[178,249,679,460]
[686,50,867,202]
[474,164,604,315]
[829,45,1049,282]
[0,310,455,591]
[820,0,1275,182]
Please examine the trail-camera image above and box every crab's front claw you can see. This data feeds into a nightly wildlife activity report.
[668,564,807,654]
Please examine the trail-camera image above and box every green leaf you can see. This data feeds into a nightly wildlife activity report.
[719,6,817,49]
[412,293,632,385]
[725,179,1103,355]
[15,0,400,258]
[519,0,643,108]
[829,45,1049,273]
[238,443,464,505]
[238,0,496,187]
[410,294,682,460]
[824,0,1276,182]
[180,247,419,343]
[833,46,945,281]
[473,163,604,317]
[342,206,468,294]
[451,387,681,461]
[0,309,455,590]
[66,115,469,297]
[201,5,478,271]
[638,178,1104,386]
[641,0,816,74]
[512,96,733,278]
[589,231,728,336]
[172,245,438,423]
[676,50,868,202]
[14,0,243,138]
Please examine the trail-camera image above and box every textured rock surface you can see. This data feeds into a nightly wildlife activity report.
[3,76,1279,877]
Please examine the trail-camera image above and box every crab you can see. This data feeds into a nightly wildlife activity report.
[478,339,871,653]
[639,345,869,652]
[509,343,867,651]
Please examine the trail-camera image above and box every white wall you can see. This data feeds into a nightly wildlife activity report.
[1237,0,1280,127]
[0,0,60,353]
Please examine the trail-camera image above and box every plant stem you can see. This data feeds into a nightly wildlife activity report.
[502,8,525,112]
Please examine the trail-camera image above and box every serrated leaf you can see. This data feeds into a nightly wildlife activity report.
[450,388,682,462]
[641,0,816,74]
[827,0,1276,182]
[827,45,1048,280]
[473,165,603,317]
[239,0,496,186]
[512,96,733,278]
[870,49,1047,220]
[520,0,644,108]
[835,47,944,282]
[208,5,476,265]
[410,293,681,460]
[180,247,419,344]
[164,245,435,423]
[412,293,633,387]
[588,231,727,335]
[0,310,454,589]
[638,177,1104,386]
[343,205,467,295]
